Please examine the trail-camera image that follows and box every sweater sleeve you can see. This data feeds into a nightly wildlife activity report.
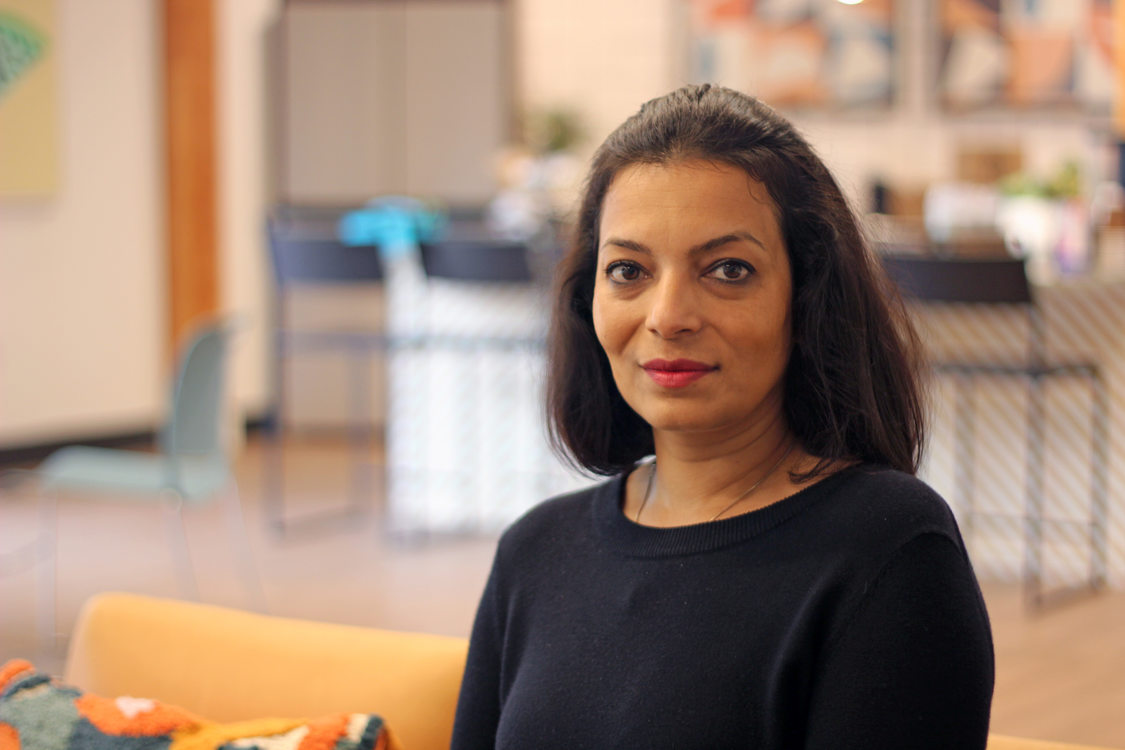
[450,552,505,750]
[804,532,995,750]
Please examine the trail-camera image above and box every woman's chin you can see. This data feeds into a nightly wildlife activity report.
[638,407,740,437]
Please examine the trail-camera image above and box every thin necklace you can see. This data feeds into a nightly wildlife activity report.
[635,442,795,524]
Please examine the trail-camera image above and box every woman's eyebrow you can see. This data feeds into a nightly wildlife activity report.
[600,231,766,255]
[600,237,650,254]
[691,231,766,254]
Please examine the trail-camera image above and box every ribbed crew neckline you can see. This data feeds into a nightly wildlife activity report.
[593,463,864,558]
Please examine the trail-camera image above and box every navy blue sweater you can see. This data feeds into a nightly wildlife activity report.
[451,464,994,749]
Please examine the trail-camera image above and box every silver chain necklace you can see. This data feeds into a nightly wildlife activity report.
[634,442,795,524]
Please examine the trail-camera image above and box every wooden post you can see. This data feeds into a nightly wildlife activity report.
[163,0,219,354]
[1114,0,1125,137]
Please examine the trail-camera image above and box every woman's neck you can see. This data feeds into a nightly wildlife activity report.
[631,416,812,527]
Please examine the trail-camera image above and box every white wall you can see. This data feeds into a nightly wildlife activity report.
[0,0,278,449]
[515,0,687,153]
[0,0,164,447]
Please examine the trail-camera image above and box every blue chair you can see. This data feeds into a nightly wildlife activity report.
[18,318,265,649]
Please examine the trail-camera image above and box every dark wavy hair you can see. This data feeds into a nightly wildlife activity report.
[546,83,926,478]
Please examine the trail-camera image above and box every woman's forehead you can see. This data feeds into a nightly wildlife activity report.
[599,160,783,250]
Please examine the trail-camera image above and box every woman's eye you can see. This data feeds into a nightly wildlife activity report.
[706,260,754,282]
[607,262,644,283]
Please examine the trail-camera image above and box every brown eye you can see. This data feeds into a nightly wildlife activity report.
[607,261,644,283]
[705,260,753,282]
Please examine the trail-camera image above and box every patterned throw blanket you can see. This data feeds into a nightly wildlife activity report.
[0,659,399,750]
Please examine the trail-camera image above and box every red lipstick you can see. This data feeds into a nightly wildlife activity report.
[642,359,716,388]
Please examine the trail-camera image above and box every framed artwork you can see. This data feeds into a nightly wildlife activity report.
[938,0,1115,111]
[686,0,897,109]
[0,0,56,196]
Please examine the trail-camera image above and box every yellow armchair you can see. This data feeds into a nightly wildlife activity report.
[989,739,1119,750]
[64,593,467,750]
[63,592,1117,750]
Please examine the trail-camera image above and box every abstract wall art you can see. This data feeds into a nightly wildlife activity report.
[0,0,57,196]
[938,0,1114,111]
[686,0,897,109]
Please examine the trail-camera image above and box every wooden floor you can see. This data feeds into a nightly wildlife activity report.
[1,434,1123,747]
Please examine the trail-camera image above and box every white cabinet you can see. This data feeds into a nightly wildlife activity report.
[277,1,508,205]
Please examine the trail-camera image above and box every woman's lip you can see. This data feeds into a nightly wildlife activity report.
[642,358,715,372]
[645,369,711,388]
[642,359,717,388]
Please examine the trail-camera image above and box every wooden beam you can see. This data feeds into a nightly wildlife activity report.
[163,0,219,354]
[1116,0,1125,138]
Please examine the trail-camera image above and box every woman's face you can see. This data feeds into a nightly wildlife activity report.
[592,159,793,439]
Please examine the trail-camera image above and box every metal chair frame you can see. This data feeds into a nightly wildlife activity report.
[1,319,264,652]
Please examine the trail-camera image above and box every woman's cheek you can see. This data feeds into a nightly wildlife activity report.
[591,293,614,353]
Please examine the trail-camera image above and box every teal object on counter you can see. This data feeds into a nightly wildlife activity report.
[337,196,446,259]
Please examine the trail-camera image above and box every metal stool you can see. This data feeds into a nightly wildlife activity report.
[265,207,385,535]
[882,255,1108,608]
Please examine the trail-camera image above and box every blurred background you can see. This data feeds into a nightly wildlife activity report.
[1,0,1124,745]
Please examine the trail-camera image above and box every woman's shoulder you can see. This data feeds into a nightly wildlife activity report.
[838,463,945,499]
[810,463,964,551]
[496,475,621,551]
[843,463,952,512]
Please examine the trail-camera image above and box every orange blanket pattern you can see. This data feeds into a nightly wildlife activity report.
[0,659,399,750]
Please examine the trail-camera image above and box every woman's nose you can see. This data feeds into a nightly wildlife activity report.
[645,274,702,338]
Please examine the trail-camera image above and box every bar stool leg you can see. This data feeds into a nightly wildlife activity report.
[953,373,977,542]
[349,344,375,518]
[265,312,288,534]
[1024,375,1046,609]
[1090,371,1109,591]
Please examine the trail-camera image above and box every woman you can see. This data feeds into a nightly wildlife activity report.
[451,84,994,749]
